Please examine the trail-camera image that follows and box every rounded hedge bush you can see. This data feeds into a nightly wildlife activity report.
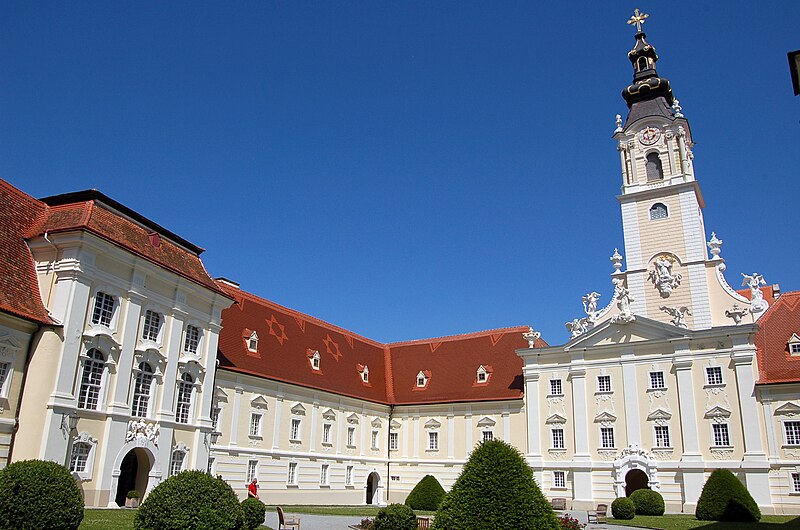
[0,459,84,530]
[240,497,266,530]
[373,503,417,530]
[405,475,446,511]
[696,468,761,522]
[432,439,559,530]
[629,488,665,516]
[611,497,635,520]
[134,470,242,530]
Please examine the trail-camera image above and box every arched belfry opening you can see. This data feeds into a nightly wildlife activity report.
[625,469,650,496]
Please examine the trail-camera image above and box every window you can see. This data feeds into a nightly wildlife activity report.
[69,442,91,473]
[655,425,671,447]
[553,470,566,489]
[142,310,162,341]
[91,292,115,327]
[78,349,105,410]
[649,371,665,390]
[287,462,297,485]
[290,418,301,441]
[247,460,258,484]
[250,413,262,437]
[785,422,800,446]
[712,423,731,447]
[601,427,615,449]
[347,426,356,447]
[706,366,723,386]
[792,472,800,493]
[320,464,329,485]
[428,431,439,451]
[184,325,200,354]
[346,465,354,486]
[389,432,398,451]
[482,430,494,443]
[550,379,563,396]
[371,430,379,449]
[636,56,649,72]
[792,344,800,355]
[175,373,193,424]
[645,152,663,181]
[649,203,668,220]
[131,363,154,417]
[0,362,9,395]
[211,407,221,431]
[361,366,369,383]
[169,450,185,477]
[552,428,565,449]
[311,351,320,370]
[247,331,258,352]
[597,375,612,393]
[477,371,486,382]
[207,457,215,475]
[416,372,427,387]
[322,423,332,444]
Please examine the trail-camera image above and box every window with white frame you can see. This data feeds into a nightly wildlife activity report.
[482,430,494,442]
[69,442,92,473]
[320,464,329,485]
[175,373,193,424]
[371,430,379,449]
[428,431,439,451]
[346,465,354,486]
[207,457,215,475]
[361,365,369,383]
[792,472,800,493]
[248,331,258,353]
[600,427,615,449]
[250,413,262,437]
[78,348,105,410]
[131,363,154,417]
[389,432,398,450]
[550,379,563,396]
[649,371,665,390]
[169,450,185,477]
[792,343,800,355]
[91,292,115,327]
[552,428,565,449]
[287,462,297,485]
[322,423,332,444]
[649,203,668,220]
[142,310,162,342]
[785,421,800,446]
[654,425,671,447]
[416,371,427,387]
[597,375,612,393]
[706,366,723,386]
[183,325,200,355]
[310,351,320,371]
[347,426,356,447]
[247,460,258,484]
[553,470,566,489]
[211,406,221,431]
[712,423,731,447]
[0,362,9,396]
[290,418,301,441]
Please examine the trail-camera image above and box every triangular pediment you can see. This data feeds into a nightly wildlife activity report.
[477,416,496,428]
[346,412,359,424]
[774,402,800,416]
[371,417,382,428]
[545,413,567,424]
[565,316,689,351]
[704,406,731,419]
[594,412,617,423]
[390,419,402,430]
[214,387,229,402]
[646,408,672,421]
[290,403,306,416]
[250,395,269,410]
[424,419,441,429]
[322,408,337,420]
[789,333,800,344]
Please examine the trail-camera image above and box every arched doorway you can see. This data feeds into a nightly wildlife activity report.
[625,469,649,497]
[114,448,152,507]
[365,472,380,505]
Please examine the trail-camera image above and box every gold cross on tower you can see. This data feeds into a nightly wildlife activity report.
[627,9,649,32]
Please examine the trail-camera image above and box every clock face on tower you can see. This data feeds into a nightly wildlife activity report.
[638,126,661,145]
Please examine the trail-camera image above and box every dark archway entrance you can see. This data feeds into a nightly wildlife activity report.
[115,448,151,507]
[366,472,380,505]
[625,469,649,497]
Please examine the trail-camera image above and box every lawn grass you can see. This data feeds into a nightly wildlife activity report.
[609,514,800,529]
[80,509,275,530]
[266,504,435,516]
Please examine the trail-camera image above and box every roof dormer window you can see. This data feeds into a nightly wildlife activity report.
[308,350,321,371]
[247,331,258,353]
[416,370,430,388]
[361,365,369,383]
[476,365,492,384]
[789,333,800,356]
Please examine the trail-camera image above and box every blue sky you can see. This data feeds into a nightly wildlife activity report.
[2,2,798,344]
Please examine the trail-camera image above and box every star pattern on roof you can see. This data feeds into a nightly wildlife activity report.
[266,314,288,345]
[323,334,342,361]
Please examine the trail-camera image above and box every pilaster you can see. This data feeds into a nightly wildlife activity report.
[109,292,143,413]
[230,386,243,447]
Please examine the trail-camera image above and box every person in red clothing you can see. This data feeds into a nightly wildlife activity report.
[247,477,259,499]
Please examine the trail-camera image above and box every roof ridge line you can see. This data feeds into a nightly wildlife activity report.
[386,325,530,347]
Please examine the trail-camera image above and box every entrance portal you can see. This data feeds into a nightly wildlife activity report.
[115,448,152,507]
[366,472,380,505]
[625,469,649,497]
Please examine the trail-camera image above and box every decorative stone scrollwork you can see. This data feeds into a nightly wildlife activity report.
[648,255,682,297]
[742,272,769,314]
[611,277,635,324]
[620,443,650,459]
[125,419,160,446]
[522,327,540,348]
[711,449,734,460]
[565,317,591,338]
[598,450,618,462]
[659,305,691,328]
[725,304,748,324]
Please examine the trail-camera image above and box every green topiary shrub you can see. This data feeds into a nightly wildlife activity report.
[240,497,266,530]
[373,503,417,530]
[432,439,560,530]
[611,497,635,520]
[629,488,665,516]
[127,490,141,499]
[405,475,446,511]
[695,468,761,522]
[0,459,84,530]
[134,470,242,530]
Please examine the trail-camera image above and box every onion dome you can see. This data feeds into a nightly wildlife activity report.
[622,31,674,108]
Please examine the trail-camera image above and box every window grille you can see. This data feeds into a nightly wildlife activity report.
[601,427,615,449]
[346,465,353,485]
[649,203,668,220]
[247,460,258,483]
[482,430,494,442]
[550,379,563,396]
[552,428,565,449]
[184,325,200,354]
[287,462,297,485]
[320,464,329,485]
[712,424,730,446]
[131,363,154,417]
[706,367,723,385]
[554,470,566,489]
[175,373,193,423]
[649,371,665,389]
[78,349,104,410]
[428,431,439,451]
[347,426,355,446]
[655,425,671,447]
[389,432,398,450]
[322,423,332,444]
[69,442,91,473]
[142,310,161,341]
[785,421,800,446]
[91,292,115,327]
[290,418,301,440]
[597,375,612,393]
[169,450,185,477]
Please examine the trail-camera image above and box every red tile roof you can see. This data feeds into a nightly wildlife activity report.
[216,282,544,405]
[755,290,800,385]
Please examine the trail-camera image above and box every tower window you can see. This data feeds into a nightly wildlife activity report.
[645,152,664,181]
[649,203,668,220]
[636,56,649,72]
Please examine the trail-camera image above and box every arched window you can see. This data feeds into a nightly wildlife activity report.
[637,56,649,72]
[175,373,193,424]
[78,349,105,410]
[649,203,668,220]
[132,363,154,417]
[645,152,663,181]
[69,442,92,473]
[169,450,185,477]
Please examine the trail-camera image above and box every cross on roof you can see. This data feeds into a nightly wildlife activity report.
[627,9,649,33]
